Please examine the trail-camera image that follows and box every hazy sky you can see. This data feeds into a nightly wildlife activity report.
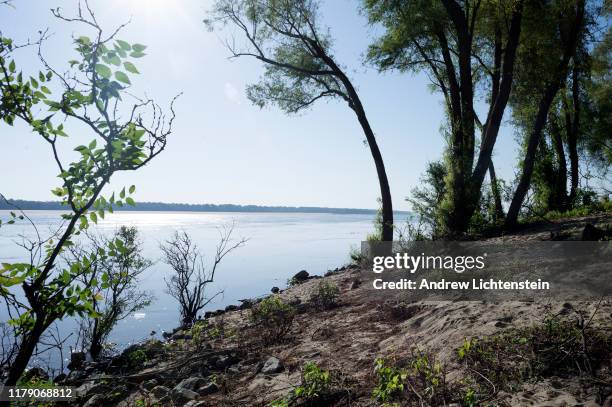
[0,0,520,210]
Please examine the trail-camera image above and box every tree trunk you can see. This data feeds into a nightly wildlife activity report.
[567,66,580,204]
[489,161,505,221]
[332,70,393,241]
[550,115,568,210]
[4,321,45,386]
[89,319,103,361]
[356,113,394,241]
[471,1,523,207]
[507,85,562,226]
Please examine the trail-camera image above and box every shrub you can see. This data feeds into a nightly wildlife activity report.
[456,335,528,393]
[294,362,331,400]
[457,313,611,403]
[348,245,367,266]
[372,358,407,405]
[191,321,208,349]
[127,348,148,368]
[373,351,453,406]
[250,296,295,344]
[310,281,340,310]
[267,362,345,406]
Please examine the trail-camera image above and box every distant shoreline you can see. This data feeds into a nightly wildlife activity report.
[0,199,410,216]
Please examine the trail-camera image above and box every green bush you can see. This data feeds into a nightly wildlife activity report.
[266,362,340,406]
[373,351,453,406]
[294,362,331,400]
[250,296,295,344]
[127,348,148,368]
[309,281,340,310]
[372,358,407,405]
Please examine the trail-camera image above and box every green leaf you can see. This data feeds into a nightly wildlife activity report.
[123,61,139,74]
[95,64,112,79]
[8,60,15,73]
[108,54,121,66]
[116,40,131,51]
[132,43,147,52]
[125,197,135,206]
[115,71,131,85]
[120,187,126,199]
[130,51,146,58]
[41,86,51,95]
[90,212,98,224]
[129,185,136,194]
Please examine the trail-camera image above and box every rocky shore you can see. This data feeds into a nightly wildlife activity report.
[51,214,611,406]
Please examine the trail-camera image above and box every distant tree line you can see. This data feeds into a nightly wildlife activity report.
[0,199,392,215]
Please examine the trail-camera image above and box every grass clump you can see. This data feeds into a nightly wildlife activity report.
[250,295,295,344]
[310,281,340,310]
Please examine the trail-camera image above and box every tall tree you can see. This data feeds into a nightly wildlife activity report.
[506,0,586,226]
[366,0,523,235]
[0,3,177,385]
[581,3,611,176]
[206,0,395,241]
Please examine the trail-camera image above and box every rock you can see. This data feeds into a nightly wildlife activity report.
[215,355,233,369]
[225,304,238,312]
[582,223,606,241]
[261,356,284,374]
[53,373,67,384]
[66,369,87,382]
[295,303,310,314]
[292,270,309,282]
[175,377,207,391]
[68,351,86,370]
[150,385,170,399]
[239,299,253,309]
[271,286,280,293]
[184,401,208,407]
[288,298,301,306]
[204,311,217,319]
[83,394,105,407]
[143,379,158,390]
[172,386,199,402]
[75,382,95,398]
[560,302,574,315]
[198,382,219,395]
[350,279,361,289]
[171,332,193,341]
